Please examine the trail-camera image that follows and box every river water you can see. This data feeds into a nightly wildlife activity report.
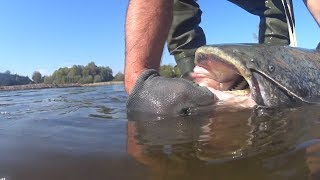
[0,85,320,180]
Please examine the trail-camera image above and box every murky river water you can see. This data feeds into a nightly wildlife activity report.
[0,85,320,180]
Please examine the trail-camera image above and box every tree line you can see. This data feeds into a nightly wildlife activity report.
[37,62,119,84]
[0,71,32,86]
[33,62,181,84]
[1,62,181,86]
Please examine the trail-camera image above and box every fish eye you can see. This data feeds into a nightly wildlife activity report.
[268,65,275,72]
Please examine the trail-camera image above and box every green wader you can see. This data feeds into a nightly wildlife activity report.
[167,0,295,75]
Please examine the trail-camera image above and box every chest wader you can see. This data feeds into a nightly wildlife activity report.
[167,0,294,75]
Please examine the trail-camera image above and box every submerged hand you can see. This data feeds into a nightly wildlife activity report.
[127,69,216,116]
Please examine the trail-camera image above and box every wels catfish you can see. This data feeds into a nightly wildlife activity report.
[192,44,320,108]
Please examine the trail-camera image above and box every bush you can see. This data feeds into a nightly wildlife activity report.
[32,71,42,83]
[79,75,93,84]
[113,72,124,81]
[94,75,102,83]
[159,64,181,78]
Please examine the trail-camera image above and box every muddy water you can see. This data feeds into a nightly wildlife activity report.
[1,85,320,180]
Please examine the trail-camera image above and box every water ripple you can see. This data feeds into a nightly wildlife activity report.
[0,85,127,120]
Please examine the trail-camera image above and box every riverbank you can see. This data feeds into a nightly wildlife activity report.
[0,81,123,91]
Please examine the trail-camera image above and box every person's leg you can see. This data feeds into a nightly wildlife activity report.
[260,0,294,45]
[229,0,294,45]
[167,0,206,75]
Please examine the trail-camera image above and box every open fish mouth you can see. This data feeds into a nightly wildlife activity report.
[193,56,251,91]
[192,65,251,93]
[191,46,261,108]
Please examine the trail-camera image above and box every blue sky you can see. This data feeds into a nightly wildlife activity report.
[0,0,318,77]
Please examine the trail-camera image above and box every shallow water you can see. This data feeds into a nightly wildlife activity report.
[1,85,320,180]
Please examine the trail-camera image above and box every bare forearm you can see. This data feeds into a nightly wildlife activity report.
[303,0,320,27]
[124,0,173,94]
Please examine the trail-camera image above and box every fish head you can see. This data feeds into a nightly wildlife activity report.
[194,44,314,107]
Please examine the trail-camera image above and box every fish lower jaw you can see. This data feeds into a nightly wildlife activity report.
[207,87,257,109]
[222,89,251,96]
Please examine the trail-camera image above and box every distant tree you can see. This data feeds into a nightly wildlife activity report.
[86,62,98,76]
[79,75,93,84]
[82,67,90,77]
[113,72,124,81]
[4,70,11,74]
[173,66,181,77]
[40,75,46,83]
[99,66,113,81]
[160,65,174,77]
[44,76,53,84]
[32,71,42,83]
[66,65,83,83]
[93,75,102,83]
[160,64,181,78]
[51,67,70,84]
[68,65,83,77]
[68,75,81,83]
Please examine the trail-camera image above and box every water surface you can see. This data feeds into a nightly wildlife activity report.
[1,85,320,180]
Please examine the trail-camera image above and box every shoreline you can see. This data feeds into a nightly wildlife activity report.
[0,81,123,92]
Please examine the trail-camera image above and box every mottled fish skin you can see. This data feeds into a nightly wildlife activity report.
[195,44,320,107]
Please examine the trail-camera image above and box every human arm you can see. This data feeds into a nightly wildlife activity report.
[124,0,216,115]
[303,0,320,27]
[124,0,173,94]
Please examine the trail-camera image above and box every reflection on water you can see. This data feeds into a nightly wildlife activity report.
[128,105,320,180]
[1,85,320,179]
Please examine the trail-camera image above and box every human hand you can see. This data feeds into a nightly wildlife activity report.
[126,69,216,116]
